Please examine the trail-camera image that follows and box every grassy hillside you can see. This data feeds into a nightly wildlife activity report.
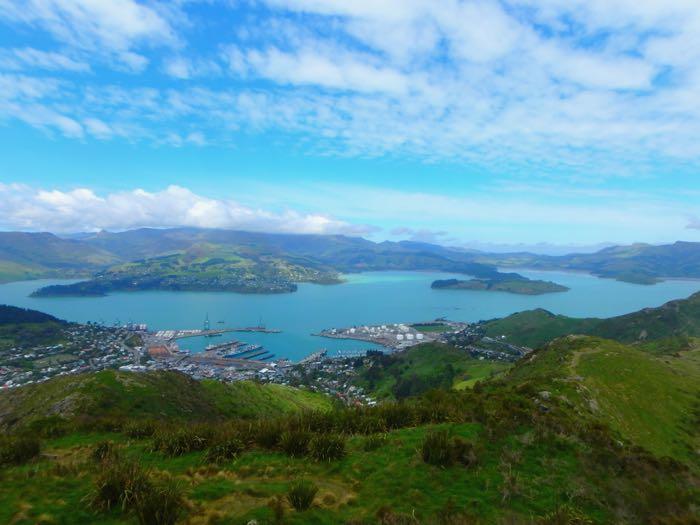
[0,232,119,282]
[1,339,698,524]
[477,240,700,283]
[0,305,67,351]
[505,336,700,464]
[485,291,700,348]
[0,370,332,431]
[354,343,511,399]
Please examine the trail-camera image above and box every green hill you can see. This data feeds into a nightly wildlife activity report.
[1,337,698,524]
[505,336,700,463]
[0,232,119,283]
[0,370,332,431]
[477,240,700,283]
[0,305,67,351]
[353,343,511,399]
[485,291,700,348]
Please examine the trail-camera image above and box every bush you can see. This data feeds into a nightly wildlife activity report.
[152,427,211,457]
[287,480,318,511]
[420,430,480,468]
[279,430,310,458]
[308,433,346,462]
[0,434,41,466]
[87,458,187,524]
[134,477,187,525]
[87,459,152,512]
[26,415,69,438]
[252,420,283,449]
[204,438,244,464]
[421,430,453,467]
[90,441,118,463]
[450,437,480,468]
[123,420,156,439]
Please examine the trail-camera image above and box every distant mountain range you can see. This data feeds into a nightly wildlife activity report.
[0,228,699,294]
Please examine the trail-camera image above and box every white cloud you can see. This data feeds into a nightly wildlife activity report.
[163,56,221,80]
[0,0,177,70]
[1,0,700,177]
[225,44,412,95]
[0,47,90,72]
[0,183,375,235]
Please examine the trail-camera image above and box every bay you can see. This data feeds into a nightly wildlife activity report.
[1,270,699,361]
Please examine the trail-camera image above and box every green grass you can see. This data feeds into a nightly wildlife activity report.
[1,336,698,524]
[0,370,333,431]
[484,291,700,348]
[506,336,700,464]
[0,417,633,524]
[356,343,511,399]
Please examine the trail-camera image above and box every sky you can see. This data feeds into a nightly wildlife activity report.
[1,0,700,251]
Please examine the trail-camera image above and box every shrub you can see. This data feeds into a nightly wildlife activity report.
[152,427,210,457]
[0,434,41,466]
[451,437,480,468]
[252,420,283,449]
[308,433,346,462]
[279,430,310,458]
[287,480,318,511]
[204,438,244,464]
[90,441,118,463]
[87,459,152,512]
[420,430,480,468]
[134,477,187,525]
[421,430,453,467]
[123,420,157,439]
[26,415,69,438]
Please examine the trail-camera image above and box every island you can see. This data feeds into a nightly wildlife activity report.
[31,252,342,297]
[431,277,569,295]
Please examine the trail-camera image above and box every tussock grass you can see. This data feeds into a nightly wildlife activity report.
[286,479,318,511]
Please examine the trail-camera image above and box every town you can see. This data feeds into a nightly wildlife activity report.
[1,317,531,406]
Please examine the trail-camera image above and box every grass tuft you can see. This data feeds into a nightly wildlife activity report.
[286,479,318,511]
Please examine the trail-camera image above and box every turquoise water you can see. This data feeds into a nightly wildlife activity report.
[1,270,699,361]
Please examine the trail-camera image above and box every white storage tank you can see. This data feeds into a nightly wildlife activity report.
[416,333,424,340]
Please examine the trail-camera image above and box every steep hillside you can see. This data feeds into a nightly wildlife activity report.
[505,336,700,464]
[485,291,700,348]
[0,370,332,430]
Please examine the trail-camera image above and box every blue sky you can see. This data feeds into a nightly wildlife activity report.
[1,0,700,250]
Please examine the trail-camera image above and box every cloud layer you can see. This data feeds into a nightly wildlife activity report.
[1,0,700,175]
[0,183,373,235]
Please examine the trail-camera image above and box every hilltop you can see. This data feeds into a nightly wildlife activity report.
[0,369,332,431]
[484,290,700,348]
